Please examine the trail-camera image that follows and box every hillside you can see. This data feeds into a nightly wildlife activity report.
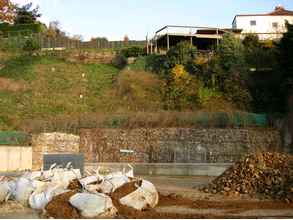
[0,53,120,130]
[0,52,268,132]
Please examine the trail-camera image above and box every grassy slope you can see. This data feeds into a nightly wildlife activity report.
[0,54,119,129]
[0,53,261,131]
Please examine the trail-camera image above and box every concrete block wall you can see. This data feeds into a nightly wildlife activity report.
[0,146,32,172]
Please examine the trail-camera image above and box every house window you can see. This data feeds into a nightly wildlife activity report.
[250,20,256,26]
[272,22,278,28]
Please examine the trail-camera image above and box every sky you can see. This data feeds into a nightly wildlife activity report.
[11,0,293,41]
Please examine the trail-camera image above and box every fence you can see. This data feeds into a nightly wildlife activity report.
[0,131,31,146]
[0,32,146,51]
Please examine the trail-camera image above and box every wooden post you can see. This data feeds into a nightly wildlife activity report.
[190,36,193,46]
[146,36,149,55]
[216,28,219,47]
[155,38,158,54]
[167,34,170,51]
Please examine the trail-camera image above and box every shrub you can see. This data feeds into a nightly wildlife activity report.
[121,46,145,58]
[112,53,127,69]
[163,64,200,110]
[22,37,40,54]
[243,34,260,49]
[198,84,221,105]
[217,33,246,71]
[145,54,169,77]
[128,56,147,71]
[166,41,197,67]
[223,76,252,110]
[116,70,163,111]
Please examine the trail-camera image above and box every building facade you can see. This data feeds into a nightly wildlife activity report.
[232,6,293,40]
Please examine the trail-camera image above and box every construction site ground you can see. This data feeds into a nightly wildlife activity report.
[0,175,293,219]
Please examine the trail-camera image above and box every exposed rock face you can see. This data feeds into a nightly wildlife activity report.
[32,132,80,170]
[80,128,281,163]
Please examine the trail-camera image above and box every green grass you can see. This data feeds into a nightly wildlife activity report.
[0,54,120,129]
[0,52,268,131]
[128,56,147,71]
[86,64,119,96]
[0,55,39,81]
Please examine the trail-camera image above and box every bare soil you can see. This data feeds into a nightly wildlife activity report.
[45,191,80,219]
[0,77,27,92]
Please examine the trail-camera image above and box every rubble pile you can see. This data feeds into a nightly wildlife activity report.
[202,152,293,202]
[0,164,159,218]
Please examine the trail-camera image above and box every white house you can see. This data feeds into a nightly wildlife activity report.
[232,5,293,40]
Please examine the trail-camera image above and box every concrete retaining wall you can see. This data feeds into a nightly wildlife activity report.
[85,163,231,177]
[0,146,32,172]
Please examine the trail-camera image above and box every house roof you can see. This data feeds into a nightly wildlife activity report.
[233,6,293,24]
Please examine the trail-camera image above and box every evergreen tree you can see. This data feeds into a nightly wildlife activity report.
[14,2,41,25]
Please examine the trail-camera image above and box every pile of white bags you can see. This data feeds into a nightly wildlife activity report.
[0,163,81,209]
[0,163,159,218]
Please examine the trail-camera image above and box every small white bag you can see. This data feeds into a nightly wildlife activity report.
[29,184,68,210]
[99,175,130,194]
[0,182,10,203]
[50,168,81,188]
[79,176,99,187]
[119,180,159,210]
[69,193,117,218]
[15,177,35,206]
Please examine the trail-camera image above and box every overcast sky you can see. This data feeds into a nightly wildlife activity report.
[11,0,293,41]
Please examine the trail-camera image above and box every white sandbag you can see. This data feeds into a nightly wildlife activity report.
[22,171,43,180]
[0,182,10,203]
[5,180,16,200]
[15,177,35,206]
[84,184,101,194]
[29,185,68,210]
[124,164,134,178]
[119,180,159,210]
[69,193,117,218]
[32,180,49,194]
[50,169,81,188]
[99,175,130,194]
[79,176,99,187]
[29,191,50,210]
[104,171,123,179]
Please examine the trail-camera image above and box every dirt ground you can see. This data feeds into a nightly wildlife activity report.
[0,175,293,219]
[139,175,293,219]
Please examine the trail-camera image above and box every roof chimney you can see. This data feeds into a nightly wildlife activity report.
[275,5,285,11]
